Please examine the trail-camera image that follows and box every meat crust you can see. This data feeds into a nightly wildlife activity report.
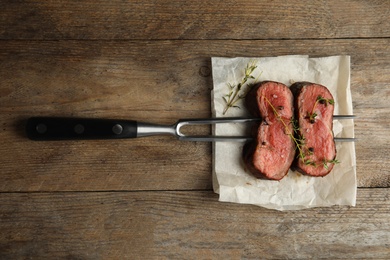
[243,81,295,180]
[290,82,336,177]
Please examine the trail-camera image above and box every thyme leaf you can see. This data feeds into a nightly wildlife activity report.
[307,95,335,123]
[317,96,335,106]
[304,160,316,167]
[323,158,340,170]
[307,112,318,123]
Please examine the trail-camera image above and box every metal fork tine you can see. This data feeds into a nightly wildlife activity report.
[178,115,355,125]
[177,115,356,142]
[177,117,261,125]
[179,136,356,142]
[333,138,357,142]
[333,115,356,119]
[179,136,252,142]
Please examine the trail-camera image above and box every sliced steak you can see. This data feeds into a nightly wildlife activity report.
[290,82,336,177]
[243,81,295,180]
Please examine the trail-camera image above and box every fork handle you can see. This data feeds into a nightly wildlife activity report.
[26,117,138,140]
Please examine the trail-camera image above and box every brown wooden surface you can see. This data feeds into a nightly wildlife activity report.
[1,0,389,40]
[1,1,390,259]
[1,189,389,259]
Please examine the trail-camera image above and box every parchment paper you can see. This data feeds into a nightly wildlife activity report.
[211,55,356,211]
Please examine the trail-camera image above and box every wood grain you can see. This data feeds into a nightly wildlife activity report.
[1,39,389,191]
[0,189,389,259]
[1,1,390,258]
[1,0,389,40]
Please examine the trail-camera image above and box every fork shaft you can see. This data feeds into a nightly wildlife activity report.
[137,122,177,137]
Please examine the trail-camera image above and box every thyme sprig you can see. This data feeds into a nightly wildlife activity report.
[323,158,340,170]
[264,96,340,169]
[263,96,307,164]
[307,95,335,123]
[307,112,318,124]
[222,61,259,115]
[303,95,339,168]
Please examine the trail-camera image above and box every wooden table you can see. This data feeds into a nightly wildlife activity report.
[1,1,389,258]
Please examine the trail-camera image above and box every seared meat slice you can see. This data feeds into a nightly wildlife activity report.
[243,81,295,180]
[290,82,337,177]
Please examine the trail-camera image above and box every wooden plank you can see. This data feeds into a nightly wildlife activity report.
[0,189,389,259]
[1,39,389,191]
[1,0,389,40]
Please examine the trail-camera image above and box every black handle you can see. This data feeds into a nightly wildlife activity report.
[26,117,138,140]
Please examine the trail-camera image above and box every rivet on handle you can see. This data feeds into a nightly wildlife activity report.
[74,124,85,134]
[36,124,47,134]
[112,124,123,135]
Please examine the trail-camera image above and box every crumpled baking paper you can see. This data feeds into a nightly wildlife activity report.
[211,55,356,211]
